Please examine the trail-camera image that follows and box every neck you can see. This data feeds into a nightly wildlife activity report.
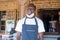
[26,13,35,18]
[26,16,35,19]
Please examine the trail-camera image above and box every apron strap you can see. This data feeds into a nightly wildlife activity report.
[24,17,27,24]
[35,18,38,26]
[24,17,38,26]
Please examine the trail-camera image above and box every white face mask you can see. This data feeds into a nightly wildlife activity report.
[26,13,34,18]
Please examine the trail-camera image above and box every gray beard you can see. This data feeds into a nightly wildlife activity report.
[26,13,34,18]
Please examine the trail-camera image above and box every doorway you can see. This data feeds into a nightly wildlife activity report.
[38,8,59,32]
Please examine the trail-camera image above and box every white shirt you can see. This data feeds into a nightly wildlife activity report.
[15,17,45,33]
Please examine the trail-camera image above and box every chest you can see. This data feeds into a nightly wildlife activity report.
[25,19,36,25]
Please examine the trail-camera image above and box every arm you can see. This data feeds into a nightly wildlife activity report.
[15,20,22,40]
[39,32,44,40]
[16,32,22,40]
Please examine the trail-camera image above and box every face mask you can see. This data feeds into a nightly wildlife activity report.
[26,13,34,18]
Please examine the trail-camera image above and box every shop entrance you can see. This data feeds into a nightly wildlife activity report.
[38,9,59,32]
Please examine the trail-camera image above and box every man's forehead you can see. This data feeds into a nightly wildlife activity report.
[27,6,34,9]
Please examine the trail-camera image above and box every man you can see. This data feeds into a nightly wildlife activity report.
[15,3,45,40]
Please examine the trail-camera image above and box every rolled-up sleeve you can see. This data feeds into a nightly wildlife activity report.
[15,20,22,32]
[38,19,45,33]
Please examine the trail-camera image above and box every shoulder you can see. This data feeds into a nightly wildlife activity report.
[17,17,26,24]
[35,17,43,23]
[20,17,26,21]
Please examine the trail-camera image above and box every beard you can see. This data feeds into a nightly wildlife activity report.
[26,13,34,18]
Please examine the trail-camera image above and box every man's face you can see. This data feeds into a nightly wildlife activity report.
[26,7,35,15]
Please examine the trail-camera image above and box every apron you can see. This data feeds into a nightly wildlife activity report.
[22,17,38,40]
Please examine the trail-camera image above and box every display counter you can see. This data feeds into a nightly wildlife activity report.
[44,32,60,40]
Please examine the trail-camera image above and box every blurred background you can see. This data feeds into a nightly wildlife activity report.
[0,0,60,40]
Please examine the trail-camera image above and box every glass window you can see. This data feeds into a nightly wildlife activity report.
[0,11,6,32]
[37,8,60,34]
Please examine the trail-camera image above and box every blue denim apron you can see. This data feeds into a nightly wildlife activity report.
[22,17,38,40]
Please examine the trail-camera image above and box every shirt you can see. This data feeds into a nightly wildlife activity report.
[15,17,45,33]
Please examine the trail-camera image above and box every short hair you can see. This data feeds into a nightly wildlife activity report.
[27,3,36,10]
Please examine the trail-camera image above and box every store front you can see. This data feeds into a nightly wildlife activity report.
[37,8,60,40]
[0,0,21,35]
[0,0,60,40]
[38,8,59,32]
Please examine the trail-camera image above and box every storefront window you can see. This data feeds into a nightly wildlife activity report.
[37,8,60,34]
[0,11,6,32]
